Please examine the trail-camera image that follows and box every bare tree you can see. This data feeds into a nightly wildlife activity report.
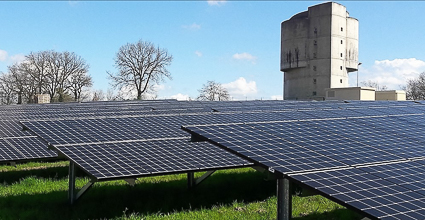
[79,87,93,102]
[0,72,17,105]
[106,88,125,101]
[67,69,92,102]
[108,39,173,100]
[360,80,388,91]
[43,51,91,102]
[197,81,230,101]
[15,50,91,103]
[8,63,37,104]
[45,51,62,101]
[403,72,425,100]
[91,89,105,101]
[23,51,50,95]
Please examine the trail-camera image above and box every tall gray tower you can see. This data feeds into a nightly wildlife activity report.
[281,2,359,100]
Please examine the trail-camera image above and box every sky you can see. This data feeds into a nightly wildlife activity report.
[1,1,425,101]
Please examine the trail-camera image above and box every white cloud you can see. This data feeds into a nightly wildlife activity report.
[0,50,25,65]
[223,77,258,100]
[10,54,25,64]
[0,50,8,61]
[271,95,283,100]
[350,58,425,90]
[68,1,79,6]
[195,51,203,57]
[207,0,226,6]
[182,23,201,30]
[232,52,257,64]
[170,93,190,101]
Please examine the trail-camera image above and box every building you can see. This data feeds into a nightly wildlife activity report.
[281,2,359,100]
[35,94,50,104]
[325,87,375,101]
[324,87,406,101]
[375,90,406,101]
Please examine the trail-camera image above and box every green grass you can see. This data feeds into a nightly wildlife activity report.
[0,161,363,220]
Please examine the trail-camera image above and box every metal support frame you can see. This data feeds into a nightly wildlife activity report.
[277,178,292,220]
[124,178,136,186]
[187,170,216,188]
[195,170,215,185]
[68,161,94,205]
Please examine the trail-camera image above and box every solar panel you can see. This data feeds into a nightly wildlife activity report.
[289,167,425,220]
[0,137,56,162]
[6,137,57,159]
[56,138,250,180]
[0,139,24,161]
[184,123,346,174]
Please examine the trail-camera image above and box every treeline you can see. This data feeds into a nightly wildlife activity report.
[0,50,92,104]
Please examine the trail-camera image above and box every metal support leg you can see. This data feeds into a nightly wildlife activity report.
[187,172,195,188]
[68,161,76,205]
[68,161,94,205]
[277,178,292,220]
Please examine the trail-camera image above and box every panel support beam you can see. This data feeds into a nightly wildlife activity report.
[195,170,215,185]
[68,161,94,205]
[277,178,292,220]
[187,170,216,188]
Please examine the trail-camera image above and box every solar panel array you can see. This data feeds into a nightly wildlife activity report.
[182,102,425,220]
[4,99,425,218]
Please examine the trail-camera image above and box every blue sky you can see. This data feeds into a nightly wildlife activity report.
[1,1,425,100]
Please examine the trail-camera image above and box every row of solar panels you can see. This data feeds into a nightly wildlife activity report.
[0,99,419,120]
[1,99,424,165]
[183,110,425,219]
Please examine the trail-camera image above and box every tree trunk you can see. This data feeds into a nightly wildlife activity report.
[137,90,142,100]
[74,91,78,102]
[17,91,22,104]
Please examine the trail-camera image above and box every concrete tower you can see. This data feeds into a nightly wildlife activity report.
[281,2,359,100]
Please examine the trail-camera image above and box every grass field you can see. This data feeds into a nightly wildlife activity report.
[0,161,364,220]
